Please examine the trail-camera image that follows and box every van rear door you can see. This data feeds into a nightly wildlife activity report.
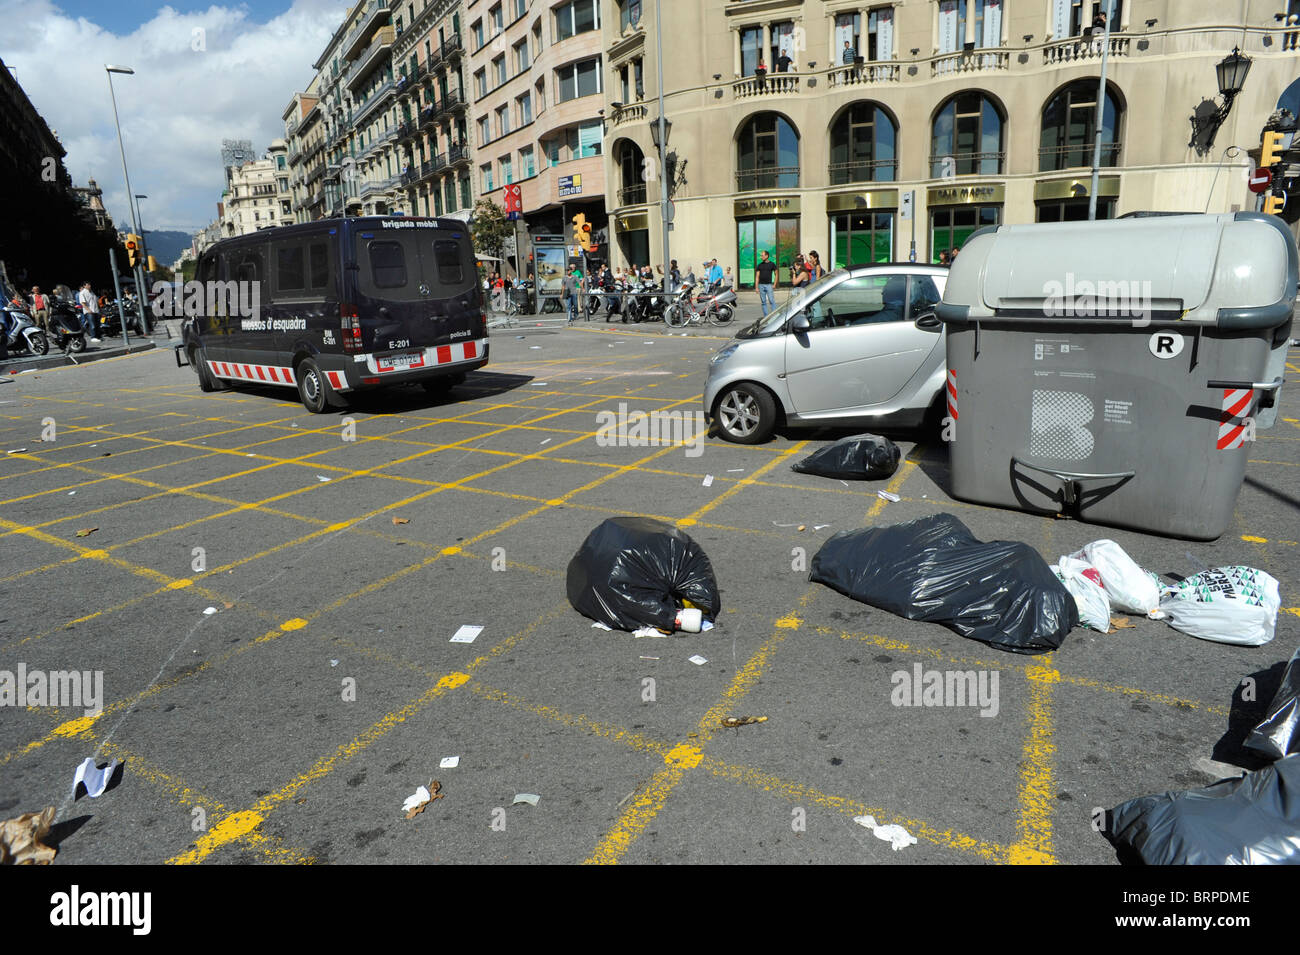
[351,221,483,359]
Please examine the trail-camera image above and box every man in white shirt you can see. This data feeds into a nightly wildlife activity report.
[77,283,102,343]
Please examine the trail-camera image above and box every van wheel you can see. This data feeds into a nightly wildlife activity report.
[715,383,776,444]
[193,348,226,392]
[296,358,337,413]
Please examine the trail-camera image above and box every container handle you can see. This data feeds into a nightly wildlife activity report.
[1205,377,1283,391]
[1011,457,1137,508]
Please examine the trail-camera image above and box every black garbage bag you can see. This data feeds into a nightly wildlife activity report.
[791,433,900,481]
[1245,647,1300,760]
[566,517,721,632]
[1106,754,1300,864]
[809,512,1076,654]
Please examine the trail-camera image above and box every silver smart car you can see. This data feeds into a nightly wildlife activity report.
[703,264,948,443]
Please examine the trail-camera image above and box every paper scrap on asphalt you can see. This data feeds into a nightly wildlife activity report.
[727,469,744,473]
[532,382,548,386]
[814,524,831,530]
[512,793,540,806]
[7,448,26,454]
[330,659,339,667]
[634,626,669,638]
[529,345,541,349]
[72,757,119,798]
[403,780,443,819]
[590,621,613,631]
[75,528,97,538]
[317,475,330,482]
[773,522,798,527]
[539,438,551,445]
[439,756,460,769]
[853,814,917,851]
[877,491,901,502]
[68,491,75,495]
[702,475,713,487]
[450,625,483,644]
[701,620,714,632]
[203,607,218,615]
[689,654,708,666]
[639,656,660,660]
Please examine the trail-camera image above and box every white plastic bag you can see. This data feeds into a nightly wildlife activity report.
[1067,540,1163,618]
[1158,567,1281,647]
[1053,556,1112,633]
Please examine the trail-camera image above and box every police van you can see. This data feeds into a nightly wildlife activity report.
[177,215,488,412]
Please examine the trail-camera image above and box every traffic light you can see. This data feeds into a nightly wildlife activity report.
[1263,193,1286,215]
[571,213,592,252]
[124,234,141,267]
[147,255,158,273]
[1261,130,1286,169]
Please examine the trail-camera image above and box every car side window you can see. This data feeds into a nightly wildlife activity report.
[909,275,942,319]
[807,275,909,328]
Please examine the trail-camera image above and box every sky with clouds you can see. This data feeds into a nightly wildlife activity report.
[1,1,350,236]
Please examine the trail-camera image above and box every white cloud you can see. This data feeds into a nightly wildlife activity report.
[0,1,348,235]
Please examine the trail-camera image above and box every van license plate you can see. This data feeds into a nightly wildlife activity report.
[377,351,425,372]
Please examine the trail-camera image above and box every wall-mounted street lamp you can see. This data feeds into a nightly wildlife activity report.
[1188,47,1253,154]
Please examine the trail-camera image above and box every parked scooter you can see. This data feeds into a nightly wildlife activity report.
[1,304,50,356]
[96,299,147,338]
[45,299,88,353]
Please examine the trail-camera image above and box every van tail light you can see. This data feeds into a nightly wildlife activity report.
[341,304,362,353]
[480,309,489,337]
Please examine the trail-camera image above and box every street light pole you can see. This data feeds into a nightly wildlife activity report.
[106,65,151,334]
[1088,15,1112,221]
[655,0,671,296]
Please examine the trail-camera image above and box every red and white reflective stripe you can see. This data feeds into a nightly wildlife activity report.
[325,370,349,391]
[434,339,482,364]
[946,369,958,421]
[1217,388,1254,450]
[209,360,296,386]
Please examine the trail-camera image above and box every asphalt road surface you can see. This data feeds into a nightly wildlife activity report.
[1,327,1297,865]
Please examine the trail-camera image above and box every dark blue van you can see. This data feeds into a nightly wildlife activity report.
[178,216,488,412]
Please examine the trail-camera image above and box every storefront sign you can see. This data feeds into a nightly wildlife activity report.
[927,183,1006,205]
[826,189,900,213]
[617,212,650,232]
[734,196,801,216]
[1033,176,1120,201]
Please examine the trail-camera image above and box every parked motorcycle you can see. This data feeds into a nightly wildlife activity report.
[96,299,147,338]
[46,299,88,353]
[1,305,49,357]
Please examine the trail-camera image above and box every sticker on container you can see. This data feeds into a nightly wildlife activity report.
[1148,331,1184,360]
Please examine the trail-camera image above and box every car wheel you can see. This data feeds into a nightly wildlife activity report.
[296,358,335,413]
[715,383,776,444]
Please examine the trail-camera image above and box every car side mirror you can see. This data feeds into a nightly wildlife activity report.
[790,311,810,333]
[913,311,941,331]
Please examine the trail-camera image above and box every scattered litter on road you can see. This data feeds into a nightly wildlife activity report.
[702,474,713,487]
[853,814,918,852]
[203,607,218,615]
[67,491,74,496]
[516,335,525,339]
[840,481,849,487]
[316,475,330,482]
[639,656,660,661]
[1052,557,1112,633]
[727,468,744,473]
[810,513,1077,654]
[1066,540,1162,617]
[721,716,767,728]
[568,517,720,633]
[529,345,541,349]
[72,757,119,798]
[797,525,806,532]
[0,807,56,864]
[792,434,900,481]
[773,522,798,528]
[814,524,831,531]
[590,621,613,631]
[1106,754,1300,864]
[539,438,551,445]
[512,793,540,807]
[403,780,443,819]
[74,528,97,538]
[1110,617,1136,630]
[1245,646,1300,760]
[634,626,669,638]
[689,654,709,666]
[439,756,460,769]
[450,625,484,644]
[1159,566,1281,646]
[877,491,901,503]
[330,659,339,667]
[7,448,26,454]
[391,517,409,525]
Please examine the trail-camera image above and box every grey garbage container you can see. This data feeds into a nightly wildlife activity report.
[936,212,1296,540]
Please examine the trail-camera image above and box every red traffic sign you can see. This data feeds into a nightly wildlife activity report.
[1249,168,1273,194]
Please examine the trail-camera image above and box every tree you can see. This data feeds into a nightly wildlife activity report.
[470,197,511,266]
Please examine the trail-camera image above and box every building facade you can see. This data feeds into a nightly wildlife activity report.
[604,0,1300,287]
[220,140,294,237]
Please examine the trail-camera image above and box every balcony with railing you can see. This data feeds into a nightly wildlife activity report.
[617,183,647,207]
[1043,32,1130,66]
[441,33,463,62]
[828,158,899,186]
[359,174,401,197]
[446,143,470,167]
[352,76,396,124]
[419,102,439,127]
[342,0,391,61]
[826,62,901,88]
[348,26,396,90]
[395,119,417,141]
[611,103,648,126]
[931,49,1012,77]
[1039,142,1121,172]
[732,72,801,99]
[735,165,799,192]
[434,89,466,119]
